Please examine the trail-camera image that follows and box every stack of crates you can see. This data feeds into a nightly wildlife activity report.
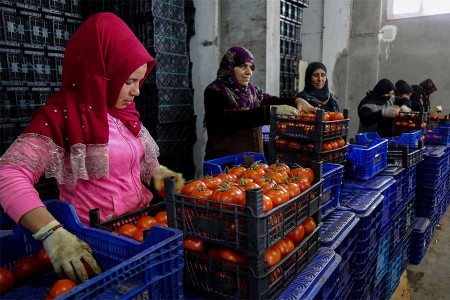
[280,0,309,97]
[320,211,359,299]
[82,0,196,179]
[164,154,324,299]
[0,0,82,199]
[321,163,344,217]
[337,188,384,299]
[410,217,434,265]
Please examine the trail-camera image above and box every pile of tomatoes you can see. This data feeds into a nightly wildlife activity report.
[395,112,427,131]
[180,161,315,213]
[115,211,168,242]
[0,248,82,298]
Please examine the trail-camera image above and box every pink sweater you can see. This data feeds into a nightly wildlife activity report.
[0,114,153,225]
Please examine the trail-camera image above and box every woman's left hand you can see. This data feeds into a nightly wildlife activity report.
[153,165,185,193]
[295,98,317,113]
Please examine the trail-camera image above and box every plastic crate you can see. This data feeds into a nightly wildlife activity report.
[350,254,377,299]
[409,217,433,265]
[323,163,344,192]
[404,194,415,241]
[280,19,301,40]
[345,135,388,180]
[388,130,422,148]
[280,55,298,75]
[22,13,52,48]
[375,230,391,284]
[407,165,417,194]
[343,176,397,230]
[401,235,411,273]
[280,36,301,58]
[0,8,26,46]
[389,208,405,261]
[203,152,269,177]
[184,224,322,300]
[393,110,428,136]
[164,169,323,253]
[417,145,448,186]
[1,200,184,300]
[0,48,25,83]
[276,248,341,300]
[385,247,402,300]
[321,184,340,218]
[381,166,406,207]
[387,142,424,168]
[425,124,450,145]
[274,144,347,168]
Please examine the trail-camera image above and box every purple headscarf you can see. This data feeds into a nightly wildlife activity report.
[206,46,267,110]
[419,79,437,109]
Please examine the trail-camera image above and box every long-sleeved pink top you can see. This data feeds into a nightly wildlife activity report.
[0,114,154,226]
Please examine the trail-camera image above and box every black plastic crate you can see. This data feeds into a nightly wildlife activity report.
[148,118,196,141]
[30,86,51,105]
[393,110,428,136]
[280,55,297,75]
[156,136,196,156]
[0,7,25,46]
[280,37,301,58]
[148,0,185,22]
[44,15,68,50]
[280,19,301,41]
[0,123,16,155]
[42,0,66,13]
[387,141,424,168]
[48,51,63,82]
[281,0,303,24]
[7,86,41,117]
[0,89,12,119]
[288,0,309,7]
[66,0,81,17]
[0,48,25,84]
[158,151,196,180]
[183,222,321,300]
[146,70,189,88]
[164,162,323,253]
[16,0,42,11]
[21,11,51,49]
[25,50,51,83]
[280,73,295,91]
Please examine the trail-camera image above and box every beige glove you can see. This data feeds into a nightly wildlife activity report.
[436,105,443,113]
[153,165,185,193]
[271,105,299,116]
[295,98,317,113]
[34,220,101,283]
[399,105,411,113]
[382,106,400,118]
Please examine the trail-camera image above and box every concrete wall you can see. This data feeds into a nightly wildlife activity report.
[190,0,280,176]
[302,0,450,138]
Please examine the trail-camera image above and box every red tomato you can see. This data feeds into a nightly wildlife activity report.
[136,216,157,230]
[183,237,205,252]
[191,188,213,206]
[154,211,167,223]
[287,224,305,246]
[267,171,285,184]
[212,186,245,208]
[80,258,96,279]
[181,180,208,196]
[322,142,332,152]
[330,140,339,150]
[118,224,139,236]
[131,229,144,242]
[292,177,311,192]
[303,217,316,236]
[263,195,273,212]
[336,138,346,148]
[37,248,52,268]
[216,173,237,182]
[155,179,165,198]
[334,113,344,120]
[258,163,269,170]
[269,161,290,174]
[265,187,287,207]
[219,249,241,267]
[284,238,295,254]
[303,168,314,184]
[201,176,223,190]
[0,268,14,294]
[12,257,44,281]
[265,247,281,268]
[48,279,77,299]
[285,182,301,199]
[245,165,266,180]
[157,221,168,227]
[273,239,288,258]
[229,166,246,178]
[275,138,288,147]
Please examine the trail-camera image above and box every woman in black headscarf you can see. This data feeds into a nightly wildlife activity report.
[395,80,414,99]
[358,79,412,137]
[410,84,424,111]
[296,62,339,112]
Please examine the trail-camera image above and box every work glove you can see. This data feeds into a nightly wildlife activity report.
[381,105,400,118]
[33,220,101,283]
[436,105,443,113]
[399,105,412,113]
[295,98,317,113]
[271,105,300,116]
[153,165,185,193]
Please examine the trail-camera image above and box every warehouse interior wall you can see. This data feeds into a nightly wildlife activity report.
[302,0,450,139]
[191,0,280,176]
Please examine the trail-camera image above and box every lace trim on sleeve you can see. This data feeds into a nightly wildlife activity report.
[0,133,109,189]
[138,126,160,185]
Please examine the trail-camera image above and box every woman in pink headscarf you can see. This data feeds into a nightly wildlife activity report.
[0,13,182,283]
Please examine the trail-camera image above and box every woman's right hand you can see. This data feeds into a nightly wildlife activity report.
[295,98,317,113]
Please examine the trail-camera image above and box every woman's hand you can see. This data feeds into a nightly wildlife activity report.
[295,98,317,113]
[153,165,185,193]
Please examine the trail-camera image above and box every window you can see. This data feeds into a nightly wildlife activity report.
[388,0,450,19]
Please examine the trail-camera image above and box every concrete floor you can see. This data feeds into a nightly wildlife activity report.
[394,209,450,300]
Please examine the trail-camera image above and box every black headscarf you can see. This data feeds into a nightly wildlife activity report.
[358,78,395,109]
[410,84,424,111]
[395,80,414,96]
[304,62,329,101]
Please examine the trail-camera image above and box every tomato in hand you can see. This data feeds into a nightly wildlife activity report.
[286,224,305,246]
[154,211,167,223]
[118,224,139,236]
[136,216,157,230]
[37,248,53,268]
[12,257,44,281]
[48,279,77,299]
[265,247,281,268]
[80,258,96,279]
[0,268,14,294]
[183,237,205,252]
[303,217,316,236]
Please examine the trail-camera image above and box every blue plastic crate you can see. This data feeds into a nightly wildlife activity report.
[345,136,388,180]
[417,144,449,175]
[425,124,450,145]
[385,247,402,300]
[407,165,417,194]
[353,228,378,275]
[203,152,268,176]
[373,271,386,300]
[323,163,344,193]
[389,208,405,261]
[0,200,184,300]
[338,189,384,240]
[401,235,411,274]
[321,184,340,218]
[350,255,377,300]
[343,176,397,230]
[388,130,422,148]
[381,166,406,206]
[376,230,391,284]
[410,217,433,265]
[277,248,341,300]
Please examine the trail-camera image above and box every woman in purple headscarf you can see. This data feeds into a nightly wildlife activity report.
[204,46,315,160]
[419,79,438,112]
